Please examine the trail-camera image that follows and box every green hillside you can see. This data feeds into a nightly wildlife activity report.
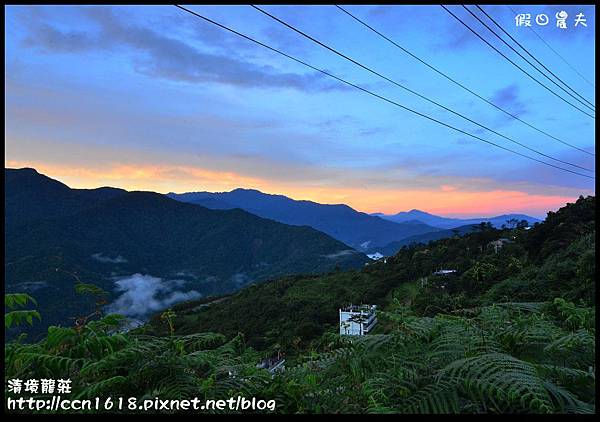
[5,168,368,340]
[5,195,595,413]
[143,196,595,349]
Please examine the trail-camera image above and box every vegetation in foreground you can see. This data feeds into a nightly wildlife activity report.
[4,196,596,413]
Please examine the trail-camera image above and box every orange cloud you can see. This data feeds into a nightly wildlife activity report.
[440,184,458,192]
[6,160,577,217]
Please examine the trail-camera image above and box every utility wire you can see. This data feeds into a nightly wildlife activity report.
[173,5,594,180]
[476,5,594,109]
[441,5,595,119]
[335,5,594,157]
[507,5,595,89]
[466,5,594,111]
[251,4,593,172]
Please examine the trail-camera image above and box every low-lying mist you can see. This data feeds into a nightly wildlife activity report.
[106,273,202,326]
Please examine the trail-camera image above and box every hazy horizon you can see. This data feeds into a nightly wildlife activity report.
[7,165,566,219]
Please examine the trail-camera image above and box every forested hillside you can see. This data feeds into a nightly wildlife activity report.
[5,196,595,413]
[168,188,441,250]
[5,168,368,340]
[142,196,594,347]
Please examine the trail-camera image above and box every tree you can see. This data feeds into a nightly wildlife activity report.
[5,293,41,329]
[505,218,519,229]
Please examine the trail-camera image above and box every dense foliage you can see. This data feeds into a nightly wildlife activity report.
[5,196,595,413]
[5,300,594,413]
[144,196,595,349]
[6,314,269,409]
[266,300,595,413]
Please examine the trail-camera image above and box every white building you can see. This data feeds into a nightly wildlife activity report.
[367,252,384,261]
[432,269,457,276]
[339,304,377,336]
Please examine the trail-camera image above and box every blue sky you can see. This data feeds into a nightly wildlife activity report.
[4,5,596,217]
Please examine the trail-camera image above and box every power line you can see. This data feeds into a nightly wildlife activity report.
[507,5,595,89]
[173,5,594,180]
[441,5,595,119]
[251,4,593,172]
[466,5,594,111]
[476,5,595,109]
[335,5,594,157]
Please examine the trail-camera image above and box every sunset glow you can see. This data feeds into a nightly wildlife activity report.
[5,5,595,218]
[6,159,582,218]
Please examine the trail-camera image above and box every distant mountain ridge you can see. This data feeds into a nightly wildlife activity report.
[372,208,542,229]
[4,167,126,234]
[168,189,441,250]
[366,224,480,256]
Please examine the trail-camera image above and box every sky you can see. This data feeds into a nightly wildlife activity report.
[4,5,596,218]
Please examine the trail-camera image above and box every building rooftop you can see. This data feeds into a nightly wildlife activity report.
[432,269,457,276]
[489,238,514,244]
[341,304,377,313]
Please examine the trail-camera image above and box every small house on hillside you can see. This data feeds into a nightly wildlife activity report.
[488,238,514,253]
[367,252,384,261]
[339,304,377,336]
[432,269,457,276]
[428,269,458,289]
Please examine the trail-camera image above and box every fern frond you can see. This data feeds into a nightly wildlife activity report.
[400,380,460,414]
[439,353,555,413]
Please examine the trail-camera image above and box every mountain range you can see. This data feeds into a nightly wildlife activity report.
[168,189,542,256]
[168,189,441,250]
[5,167,545,339]
[365,224,481,256]
[5,168,368,339]
[371,209,541,229]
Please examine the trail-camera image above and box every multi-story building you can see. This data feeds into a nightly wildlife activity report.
[339,304,377,336]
